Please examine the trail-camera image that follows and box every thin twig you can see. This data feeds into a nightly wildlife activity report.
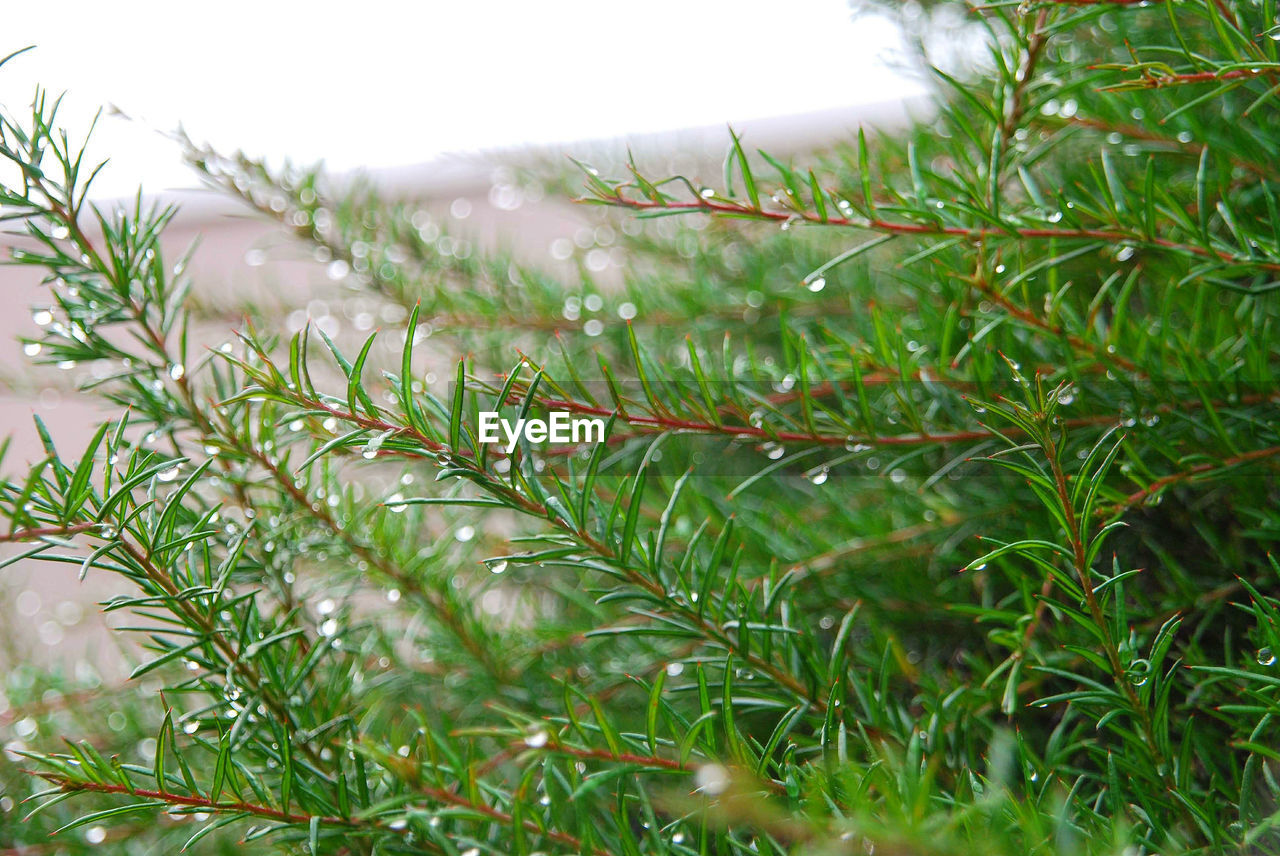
[0,522,98,543]
[594,194,1280,275]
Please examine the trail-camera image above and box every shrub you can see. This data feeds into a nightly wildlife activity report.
[2,2,1279,853]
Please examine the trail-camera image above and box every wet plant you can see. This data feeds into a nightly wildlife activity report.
[2,1,1280,852]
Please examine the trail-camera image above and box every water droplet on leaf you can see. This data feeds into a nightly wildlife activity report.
[695,763,730,796]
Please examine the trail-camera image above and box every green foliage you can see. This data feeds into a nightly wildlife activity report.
[2,2,1280,853]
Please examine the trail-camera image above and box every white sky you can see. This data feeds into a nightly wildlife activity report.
[0,1,923,199]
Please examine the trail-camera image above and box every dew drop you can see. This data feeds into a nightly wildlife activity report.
[805,277,826,293]
[1258,647,1276,666]
[362,433,387,459]
[695,763,730,796]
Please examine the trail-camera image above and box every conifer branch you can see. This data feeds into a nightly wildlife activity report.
[5,5,1280,851]
[1108,443,1280,513]
[0,522,99,543]
[40,775,366,829]
[589,194,1280,275]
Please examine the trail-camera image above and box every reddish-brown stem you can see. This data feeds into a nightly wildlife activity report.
[111,537,326,768]
[41,776,362,827]
[965,268,1141,374]
[1108,67,1270,92]
[1107,444,1280,514]
[522,394,997,447]
[43,770,607,854]
[999,9,1050,145]
[0,522,99,543]
[1041,429,1172,782]
[594,194,1280,274]
[509,387,1274,464]
[1035,0,1162,4]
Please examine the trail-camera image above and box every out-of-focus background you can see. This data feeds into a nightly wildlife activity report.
[0,1,925,197]
[0,1,934,678]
